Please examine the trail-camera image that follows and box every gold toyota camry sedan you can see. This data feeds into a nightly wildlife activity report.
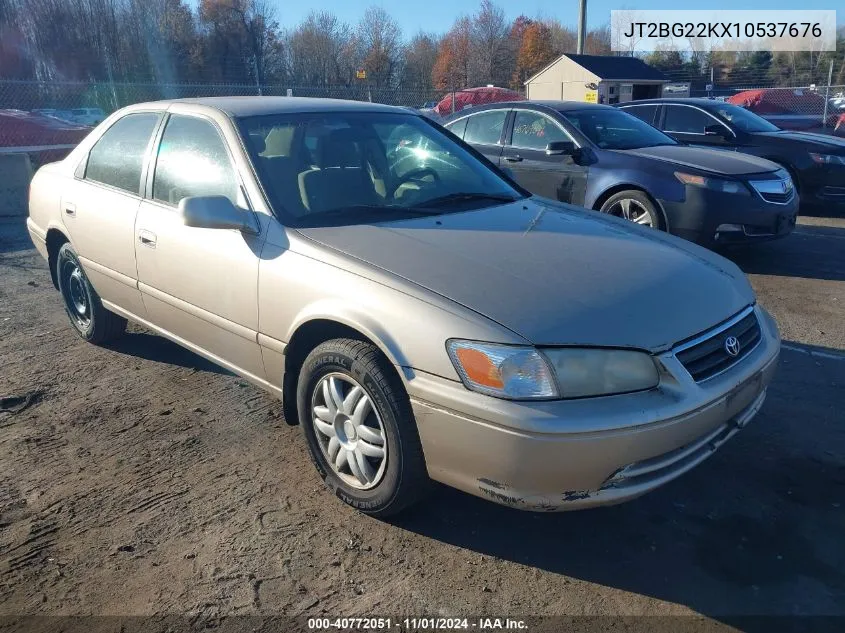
[27,97,780,516]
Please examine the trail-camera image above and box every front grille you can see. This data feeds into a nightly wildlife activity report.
[758,190,793,204]
[675,309,761,382]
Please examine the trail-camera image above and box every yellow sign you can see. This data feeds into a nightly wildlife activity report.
[356,69,367,80]
[585,90,598,103]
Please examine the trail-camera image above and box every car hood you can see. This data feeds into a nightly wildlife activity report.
[296,199,754,351]
[756,130,845,151]
[616,144,778,175]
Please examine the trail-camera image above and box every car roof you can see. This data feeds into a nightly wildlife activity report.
[130,96,408,118]
[442,100,614,122]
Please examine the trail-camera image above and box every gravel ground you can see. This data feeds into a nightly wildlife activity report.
[1,214,843,630]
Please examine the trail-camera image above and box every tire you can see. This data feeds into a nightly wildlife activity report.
[56,242,127,344]
[297,338,429,517]
[599,190,663,230]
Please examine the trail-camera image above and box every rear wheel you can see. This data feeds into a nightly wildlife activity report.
[297,338,429,517]
[56,243,126,344]
[599,190,662,229]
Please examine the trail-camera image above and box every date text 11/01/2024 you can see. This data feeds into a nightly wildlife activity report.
[307,617,528,630]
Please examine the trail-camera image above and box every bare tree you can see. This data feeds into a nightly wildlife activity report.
[469,0,508,86]
[356,6,402,87]
[403,32,439,90]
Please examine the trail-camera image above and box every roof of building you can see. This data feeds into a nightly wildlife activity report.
[525,54,669,84]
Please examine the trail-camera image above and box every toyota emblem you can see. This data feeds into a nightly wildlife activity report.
[724,336,741,357]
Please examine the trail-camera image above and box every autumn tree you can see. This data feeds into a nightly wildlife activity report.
[469,0,509,86]
[514,21,556,88]
[432,17,471,89]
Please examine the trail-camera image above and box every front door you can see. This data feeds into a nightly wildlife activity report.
[501,109,588,205]
[661,104,737,150]
[61,111,162,317]
[134,113,267,381]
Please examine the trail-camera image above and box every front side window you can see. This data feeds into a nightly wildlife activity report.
[84,112,160,194]
[463,110,507,145]
[152,115,238,206]
[664,106,717,134]
[239,111,523,225]
[561,108,677,150]
[511,110,571,150]
[713,103,779,133]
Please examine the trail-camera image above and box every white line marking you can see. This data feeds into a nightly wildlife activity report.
[781,342,845,361]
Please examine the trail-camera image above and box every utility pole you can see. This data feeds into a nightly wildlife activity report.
[822,59,834,128]
[577,0,587,55]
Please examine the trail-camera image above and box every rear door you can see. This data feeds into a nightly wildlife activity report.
[459,109,508,165]
[500,108,588,205]
[62,111,162,317]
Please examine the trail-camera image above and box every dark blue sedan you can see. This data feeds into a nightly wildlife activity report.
[442,101,798,246]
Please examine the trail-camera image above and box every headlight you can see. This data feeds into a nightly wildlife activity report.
[543,348,659,398]
[446,341,660,400]
[675,171,749,195]
[809,152,845,166]
[446,340,558,399]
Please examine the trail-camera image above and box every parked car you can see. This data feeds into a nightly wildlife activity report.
[31,108,76,123]
[619,98,845,210]
[68,107,106,126]
[0,109,91,163]
[442,101,798,246]
[434,86,525,117]
[28,97,780,516]
[726,88,837,130]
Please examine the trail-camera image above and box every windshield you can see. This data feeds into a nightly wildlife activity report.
[239,111,522,225]
[561,108,678,150]
[712,103,780,133]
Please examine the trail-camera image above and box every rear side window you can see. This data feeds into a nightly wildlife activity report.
[463,111,507,145]
[622,104,658,126]
[153,115,238,206]
[85,112,160,194]
[445,117,468,139]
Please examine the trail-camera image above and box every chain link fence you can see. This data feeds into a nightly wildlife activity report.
[1,79,844,165]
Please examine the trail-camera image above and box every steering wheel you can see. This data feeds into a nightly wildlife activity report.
[389,167,440,199]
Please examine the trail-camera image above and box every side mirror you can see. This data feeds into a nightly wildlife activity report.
[546,140,577,156]
[179,196,256,233]
[704,124,731,139]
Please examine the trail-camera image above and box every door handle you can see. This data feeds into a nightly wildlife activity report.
[138,230,157,248]
[504,155,523,163]
[64,203,76,217]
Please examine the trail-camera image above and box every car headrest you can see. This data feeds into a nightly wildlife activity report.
[317,128,367,168]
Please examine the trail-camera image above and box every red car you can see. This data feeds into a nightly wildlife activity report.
[434,87,525,118]
[0,109,91,164]
[727,89,838,131]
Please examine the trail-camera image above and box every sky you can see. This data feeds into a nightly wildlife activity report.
[255,0,841,35]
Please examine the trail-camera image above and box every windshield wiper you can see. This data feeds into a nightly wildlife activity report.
[306,205,444,219]
[411,192,519,209]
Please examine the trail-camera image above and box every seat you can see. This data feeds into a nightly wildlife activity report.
[298,128,380,214]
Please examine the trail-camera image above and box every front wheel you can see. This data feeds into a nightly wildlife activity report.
[297,338,429,517]
[56,242,126,344]
[599,190,663,229]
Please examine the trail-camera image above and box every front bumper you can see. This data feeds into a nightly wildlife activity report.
[406,305,780,511]
[660,186,798,247]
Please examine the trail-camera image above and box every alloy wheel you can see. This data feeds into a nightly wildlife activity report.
[605,197,654,227]
[311,372,387,490]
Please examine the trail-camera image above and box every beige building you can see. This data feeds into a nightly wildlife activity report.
[525,54,668,105]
